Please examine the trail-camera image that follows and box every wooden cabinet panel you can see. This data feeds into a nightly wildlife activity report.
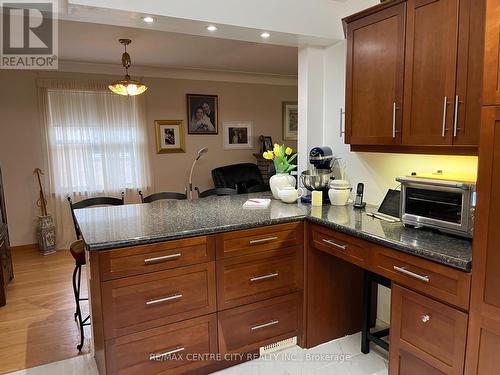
[389,285,467,375]
[216,222,303,259]
[305,243,364,348]
[310,224,370,268]
[465,106,500,374]
[345,1,406,145]
[373,245,471,310]
[101,262,216,339]
[98,236,215,281]
[218,293,301,355]
[402,0,459,145]
[217,247,302,310]
[394,349,447,375]
[454,0,486,146]
[482,0,500,105]
[106,314,218,375]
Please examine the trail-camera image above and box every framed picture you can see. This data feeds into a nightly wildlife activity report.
[186,94,218,134]
[282,101,298,141]
[263,136,273,152]
[223,121,253,150]
[155,120,186,153]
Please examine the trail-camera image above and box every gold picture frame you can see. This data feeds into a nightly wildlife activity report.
[155,120,186,153]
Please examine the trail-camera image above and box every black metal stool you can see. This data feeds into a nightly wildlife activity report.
[361,270,391,353]
[67,193,124,351]
[70,239,90,351]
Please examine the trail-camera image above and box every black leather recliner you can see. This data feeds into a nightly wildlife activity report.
[211,163,267,194]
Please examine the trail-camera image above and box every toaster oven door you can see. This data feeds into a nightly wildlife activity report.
[401,184,471,234]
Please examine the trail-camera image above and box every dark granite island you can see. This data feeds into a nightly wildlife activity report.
[75,193,472,271]
[75,194,473,375]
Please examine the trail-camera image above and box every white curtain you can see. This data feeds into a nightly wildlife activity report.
[38,79,151,249]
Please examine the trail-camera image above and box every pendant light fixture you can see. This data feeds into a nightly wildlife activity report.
[109,39,148,96]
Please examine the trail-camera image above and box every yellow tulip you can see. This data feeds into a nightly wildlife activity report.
[273,144,281,156]
[285,147,292,155]
[263,151,274,160]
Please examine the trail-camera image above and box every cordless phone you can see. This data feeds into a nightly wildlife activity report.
[353,183,366,209]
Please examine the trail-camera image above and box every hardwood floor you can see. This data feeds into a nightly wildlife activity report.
[0,247,90,374]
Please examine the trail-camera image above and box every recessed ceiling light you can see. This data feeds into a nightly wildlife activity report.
[260,32,271,39]
[206,25,218,32]
[142,16,154,23]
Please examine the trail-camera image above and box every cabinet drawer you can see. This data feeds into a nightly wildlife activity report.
[390,285,468,374]
[102,262,216,339]
[217,222,303,259]
[217,247,302,310]
[310,224,370,268]
[98,236,215,281]
[373,245,471,310]
[106,314,217,375]
[218,293,301,354]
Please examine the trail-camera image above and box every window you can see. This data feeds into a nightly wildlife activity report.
[45,89,150,196]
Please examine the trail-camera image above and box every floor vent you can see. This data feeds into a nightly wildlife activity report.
[259,336,297,356]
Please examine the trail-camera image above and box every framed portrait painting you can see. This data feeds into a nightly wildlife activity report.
[155,120,186,153]
[186,94,218,134]
[282,101,298,141]
[223,121,253,150]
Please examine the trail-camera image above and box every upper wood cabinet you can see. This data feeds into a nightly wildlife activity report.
[345,2,406,145]
[343,0,485,151]
[482,0,500,105]
[402,0,459,146]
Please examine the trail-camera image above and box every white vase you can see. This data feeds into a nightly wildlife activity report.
[269,173,296,199]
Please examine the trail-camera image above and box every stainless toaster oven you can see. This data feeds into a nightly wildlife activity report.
[396,177,476,238]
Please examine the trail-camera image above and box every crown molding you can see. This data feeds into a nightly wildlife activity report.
[57,60,298,86]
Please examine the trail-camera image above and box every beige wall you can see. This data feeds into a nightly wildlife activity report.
[0,70,297,247]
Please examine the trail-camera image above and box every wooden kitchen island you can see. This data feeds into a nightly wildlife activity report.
[75,195,472,375]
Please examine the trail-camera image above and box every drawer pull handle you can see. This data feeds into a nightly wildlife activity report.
[322,239,347,251]
[146,293,183,306]
[144,253,181,264]
[250,272,279,282]
[421,314,431,323]
[393,266,430,283]
[151,346,185,360]
[249,236,278,245]
[251,320,279,331]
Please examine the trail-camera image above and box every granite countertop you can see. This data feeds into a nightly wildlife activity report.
[74,193,473,272]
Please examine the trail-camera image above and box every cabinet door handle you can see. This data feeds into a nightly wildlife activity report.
[144,253,181,264]
[392,102,400,138]
[250,272,279,282]
[421,314,431,323]
[453,95,461,137]
[322,238,347,251]
[442,96,450,137]
[249,236,278,245]
[251,320,279,331]
[146,293,183,306]
[340,108,345,137]
[151,346,185,360]
[393,266,430,283]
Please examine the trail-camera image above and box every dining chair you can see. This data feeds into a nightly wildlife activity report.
[67,192,124,351]
[195,187,237,198]
[138,190,187,203]
[246,184,270,193]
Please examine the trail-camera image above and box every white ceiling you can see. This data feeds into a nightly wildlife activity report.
[59,20,298,76]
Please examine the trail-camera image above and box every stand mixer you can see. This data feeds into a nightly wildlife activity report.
[300,146,335,204]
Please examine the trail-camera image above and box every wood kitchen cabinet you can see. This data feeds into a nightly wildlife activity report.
[482,0,500,105]
[345,1,406,145]
[343,0,485,152]
[464,106,500,374]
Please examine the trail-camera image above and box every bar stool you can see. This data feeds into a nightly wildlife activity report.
[67,193,124,351]
[361,270,391,354]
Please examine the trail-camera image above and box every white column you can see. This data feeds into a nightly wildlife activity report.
[297,46,325,177]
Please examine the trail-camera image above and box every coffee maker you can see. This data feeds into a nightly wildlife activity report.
[300,146,335,203]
